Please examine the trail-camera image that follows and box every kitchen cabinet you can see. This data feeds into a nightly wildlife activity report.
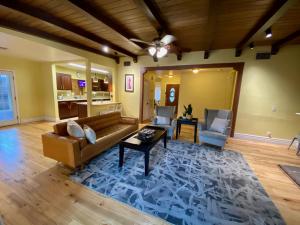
[92,79,100,91]
[58,100,85,119]
[57,73,72,90]
[58,101,71,119]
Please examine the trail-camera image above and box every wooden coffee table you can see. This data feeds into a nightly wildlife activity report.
[119,125,167,176]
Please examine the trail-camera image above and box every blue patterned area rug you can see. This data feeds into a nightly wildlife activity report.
[70,141,285,225]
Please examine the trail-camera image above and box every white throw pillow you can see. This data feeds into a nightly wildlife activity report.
[156,116,171,125]
[83,125,96,144]
[67,120,85,138]
[209,118,229,134]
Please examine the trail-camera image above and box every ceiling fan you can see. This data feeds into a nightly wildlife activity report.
[130,34,176,60]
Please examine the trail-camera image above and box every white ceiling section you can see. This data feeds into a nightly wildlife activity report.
[0,32,83,62]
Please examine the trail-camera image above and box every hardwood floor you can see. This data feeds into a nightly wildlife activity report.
[0,122,299,225]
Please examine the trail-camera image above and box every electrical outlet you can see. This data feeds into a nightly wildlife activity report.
[266,131,272,138]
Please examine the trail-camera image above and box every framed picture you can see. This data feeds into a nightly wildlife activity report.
[125,74,134,92]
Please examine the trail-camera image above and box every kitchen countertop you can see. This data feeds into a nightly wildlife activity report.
[77,101,121,106]
[57,97,110,102]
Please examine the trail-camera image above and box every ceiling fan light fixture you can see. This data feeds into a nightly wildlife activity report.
[156,47,168,58]
[148,47,156,56]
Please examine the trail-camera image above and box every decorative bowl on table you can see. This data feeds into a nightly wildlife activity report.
[137,128,156,142]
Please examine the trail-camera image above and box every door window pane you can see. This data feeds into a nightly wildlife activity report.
[0,73,15,121]
[169,88,175,103]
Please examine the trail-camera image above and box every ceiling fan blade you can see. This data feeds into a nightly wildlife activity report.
[161,35,176,45]
[129,38,153,45]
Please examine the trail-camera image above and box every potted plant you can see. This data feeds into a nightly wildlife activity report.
[183,104,193,120]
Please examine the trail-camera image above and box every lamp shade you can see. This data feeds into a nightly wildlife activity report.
[156,47,168,58]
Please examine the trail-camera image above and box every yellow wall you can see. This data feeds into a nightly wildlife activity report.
[117,45,300,139]
[177,70,236,119]
[0,54,45,122]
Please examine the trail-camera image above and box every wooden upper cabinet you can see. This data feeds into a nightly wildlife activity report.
[56,73,72,90]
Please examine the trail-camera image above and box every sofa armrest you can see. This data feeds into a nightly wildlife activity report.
[120,117,139,125]
[41,132,82,168]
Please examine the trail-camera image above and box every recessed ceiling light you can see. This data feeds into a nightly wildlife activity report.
[265,28,272,39]
[102,45,109,53]
[249,42,255,50]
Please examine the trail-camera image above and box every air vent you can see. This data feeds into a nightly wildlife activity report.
[124,61,131,66]
[256,52,271,60]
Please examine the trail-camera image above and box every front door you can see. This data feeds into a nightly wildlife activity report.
[165,84,180,113]
[0,71,18,127]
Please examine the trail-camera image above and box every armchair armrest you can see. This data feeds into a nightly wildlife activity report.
[41,132,81,168]
[171,118,177,128]
[224,126,231,136]
[120,116,139,125]
[198,122,207,131]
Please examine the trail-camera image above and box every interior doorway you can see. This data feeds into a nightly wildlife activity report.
[140,63,244,137]
[0,70,18,127]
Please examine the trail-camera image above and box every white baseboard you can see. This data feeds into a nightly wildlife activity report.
[234,132,298,147]
[20,116,57,123]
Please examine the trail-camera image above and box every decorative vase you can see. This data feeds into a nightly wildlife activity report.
[187,114,192,120]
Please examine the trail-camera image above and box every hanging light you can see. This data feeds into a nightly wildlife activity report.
[148,47,156,56]
[104,75,109,84]
[156,47,168,58]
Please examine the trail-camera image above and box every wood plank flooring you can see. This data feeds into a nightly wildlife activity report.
[0,122,299,225]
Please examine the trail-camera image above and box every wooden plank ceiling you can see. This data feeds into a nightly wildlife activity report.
[0,0,299,61]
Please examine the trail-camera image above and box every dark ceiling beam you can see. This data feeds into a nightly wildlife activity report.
[135,0,171,35]
[0,19,118,61]
[67,0,145,50]
[204,0,218,59]
[236,0,298,55]
[0,0,137,58]
[271,29,300,54]
[135,0,183,59]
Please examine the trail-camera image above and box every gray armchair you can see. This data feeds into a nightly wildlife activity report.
[198,108,232,149]
[152,106,176,139]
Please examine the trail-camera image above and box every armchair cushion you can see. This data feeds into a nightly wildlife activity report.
[209,118,229,134]
[201,130,227,141]
[156,116,171,125]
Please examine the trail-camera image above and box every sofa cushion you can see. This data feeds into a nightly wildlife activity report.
[209,118,229,134]
[53,112,122,136]
[67,120,85,138]
[81,124,137,162]
[200,130,227,140]
[84,125,96,144]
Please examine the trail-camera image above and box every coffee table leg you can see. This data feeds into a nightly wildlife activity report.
[145,150,149,176]
[164,133,167,148]
[194,124,197,143]
[119,145,124,167]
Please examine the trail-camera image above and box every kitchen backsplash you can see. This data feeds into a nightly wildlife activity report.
[57,90,111,100]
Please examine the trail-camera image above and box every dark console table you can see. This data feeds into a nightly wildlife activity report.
[176,117,198,143]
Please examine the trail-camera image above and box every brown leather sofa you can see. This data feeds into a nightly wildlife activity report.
[42,112,138,169]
